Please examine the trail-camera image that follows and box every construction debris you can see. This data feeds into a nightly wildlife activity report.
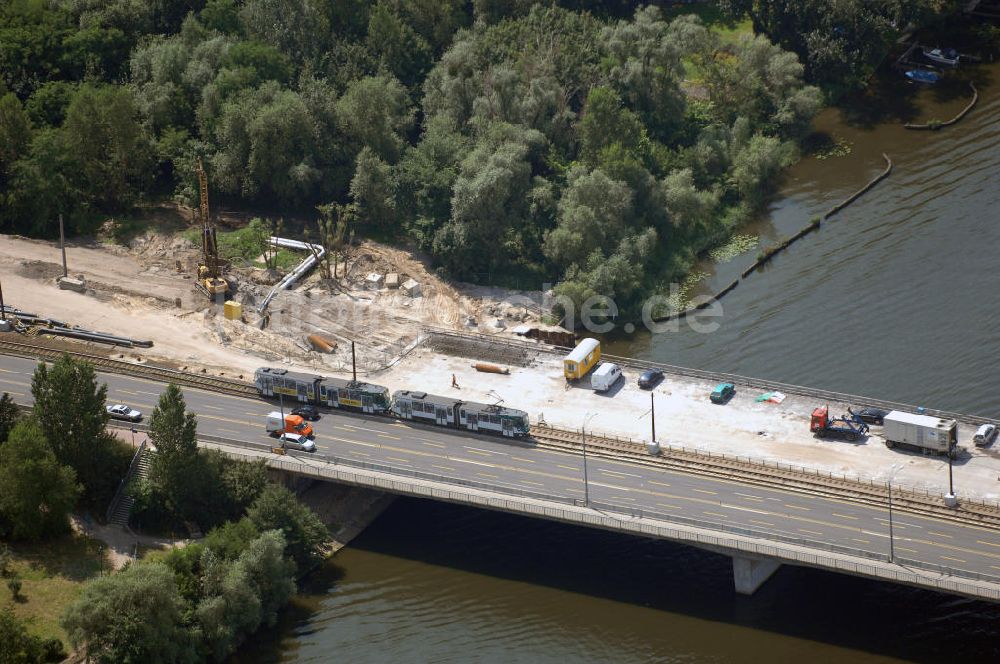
[307,333,338,354]
[57,276,86,292]
[365,273,384,289]
[401,278,421,297]
[472,362,510,375]
[385,273,401,289]
[223,300,242,320]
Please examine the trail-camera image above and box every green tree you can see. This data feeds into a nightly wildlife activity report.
[240,0,330,63]
[30,355,110,501]
[0,392,19,443]
[246,484,328,569]
[0,92,31,186]
[0,607,62,664]
[62,562,197,664]
[366,1,432,88]
[147,383,207,523]
[544,167,633,269]
[577,87,646,168]
[335,74,414,163]
[0,421,80,541]
[196,530,294,660]
[349,147,396,230]
[61,84,153,212]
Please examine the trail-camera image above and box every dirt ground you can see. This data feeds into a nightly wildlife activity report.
[0,230,542,379]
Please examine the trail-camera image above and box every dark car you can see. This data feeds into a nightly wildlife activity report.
[710,383,735,404]
[638,368,664,389]
[854,407,889,425]
[291,404,320,421]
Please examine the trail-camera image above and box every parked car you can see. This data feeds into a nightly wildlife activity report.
[278,432,316,452]
[291,404,320,421]
[710,383,735,404]
[106,404,142,422]
[854,407,890,425]
[974,423,997,447]
[638,369,664,389]
[591,362,623,393]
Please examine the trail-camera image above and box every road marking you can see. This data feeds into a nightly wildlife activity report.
[201,404,223,410]
[465,449,494,457]
[0,378,26,387]
[648,480,671,488]
[978,540,1000,549]
[601,469,642,478]
[320,435,377,448]
[940,555,966,564]
[117,389,138,396]
[657,503,681,510]
[897,547,918,554]
[511,456,535,464]
[521,480,545,487]
[465,446,503,456]
[614,496,636,502]
[566,488,583,494]
[852,538,870,544]
[750,519,775,527]
[452,458,497,469]
[927,531,952,539]
[378,433,401,440]
[432,465,455,472]
[693,488,717,496]
[735,492,764,502]
[422,441,445,448]
[590,482,630,491]
[137,390,162,397]
[385,456,410,464]
[703,511,726,518]
[476,472,499,479]
[217,428,240,435]
[785,504,811,511]
[798,529,823,536]
[833,513,858,520]
[1,390,23,397]
[557,464,577,470]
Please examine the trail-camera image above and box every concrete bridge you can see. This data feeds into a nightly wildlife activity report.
[2,350,1000,601]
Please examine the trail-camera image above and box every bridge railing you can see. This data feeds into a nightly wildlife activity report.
[197,438,1000,590]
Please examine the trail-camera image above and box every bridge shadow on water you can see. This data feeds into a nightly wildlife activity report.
[246,497,1000,663]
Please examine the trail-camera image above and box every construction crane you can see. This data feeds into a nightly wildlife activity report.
[195,158,228,299]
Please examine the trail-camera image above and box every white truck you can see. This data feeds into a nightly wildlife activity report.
[882,411,958,458]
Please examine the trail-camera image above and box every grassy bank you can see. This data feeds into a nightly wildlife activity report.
[2,534,106,644]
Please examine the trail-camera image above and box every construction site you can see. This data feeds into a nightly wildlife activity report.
[3,164,1000,511]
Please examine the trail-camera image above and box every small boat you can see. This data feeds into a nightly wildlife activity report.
[905,69,940,84]
[922,47,960,67]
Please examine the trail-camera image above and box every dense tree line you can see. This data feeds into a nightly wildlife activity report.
[0,1,831,311]
[62,482,328,663]
[717,0,962,96]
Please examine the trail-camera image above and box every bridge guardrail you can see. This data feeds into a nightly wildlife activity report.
[234,447,1000,597]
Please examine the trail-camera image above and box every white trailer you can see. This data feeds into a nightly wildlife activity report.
[883,411,957,457]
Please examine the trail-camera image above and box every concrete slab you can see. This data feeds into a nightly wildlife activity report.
[372,346,1000,504]
[733,556,782,595]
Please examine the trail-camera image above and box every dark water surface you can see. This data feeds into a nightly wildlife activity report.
[239,66,1000,663]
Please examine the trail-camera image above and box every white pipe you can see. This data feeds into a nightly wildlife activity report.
[257,236,326,314]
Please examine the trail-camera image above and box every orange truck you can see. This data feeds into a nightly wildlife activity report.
[266,411,314,438]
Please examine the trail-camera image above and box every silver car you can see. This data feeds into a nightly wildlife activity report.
[278,432,316,452]
[106,404,142,422]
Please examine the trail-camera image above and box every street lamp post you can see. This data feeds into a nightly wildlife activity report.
[888,480,895,563]
[582,412,597,506]
[650,391,656,443]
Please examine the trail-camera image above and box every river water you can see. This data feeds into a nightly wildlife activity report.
[237,65,1000,662]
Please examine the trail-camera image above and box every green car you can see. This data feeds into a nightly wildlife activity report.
[710,383,735,404]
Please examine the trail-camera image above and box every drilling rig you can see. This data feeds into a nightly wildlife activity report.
[195,158,229,299]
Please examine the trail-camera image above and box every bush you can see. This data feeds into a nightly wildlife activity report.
[7,575,22,599]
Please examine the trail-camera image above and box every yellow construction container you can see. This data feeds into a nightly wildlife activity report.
[223,300,242,320]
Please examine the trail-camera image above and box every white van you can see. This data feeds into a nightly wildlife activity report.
[591,362,622,392]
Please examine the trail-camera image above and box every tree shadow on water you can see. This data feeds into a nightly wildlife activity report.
[835,73,923,129]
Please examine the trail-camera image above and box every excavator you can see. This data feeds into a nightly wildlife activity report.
[195,158,229,299]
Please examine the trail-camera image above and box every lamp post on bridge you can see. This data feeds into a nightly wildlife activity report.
[887,463,902,563]
[582,412,598,507]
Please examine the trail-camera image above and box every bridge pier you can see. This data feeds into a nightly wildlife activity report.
[732,555,781,595]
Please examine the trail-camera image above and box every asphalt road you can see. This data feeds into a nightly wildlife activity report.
[2,353,999,583]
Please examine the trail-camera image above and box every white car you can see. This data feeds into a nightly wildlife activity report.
[106,404,142,422]
[974,423,997,447]
[278,432,316,452]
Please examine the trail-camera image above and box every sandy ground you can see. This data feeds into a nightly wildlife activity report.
[0,234,540,378]
[378,348,1000,504]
